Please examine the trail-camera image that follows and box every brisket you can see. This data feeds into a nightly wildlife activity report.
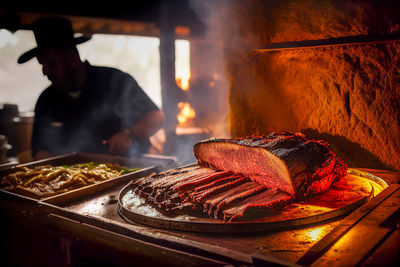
[130,132,347,222]
[193,132,347,200]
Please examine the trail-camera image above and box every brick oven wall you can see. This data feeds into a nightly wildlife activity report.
[192,0,400,170]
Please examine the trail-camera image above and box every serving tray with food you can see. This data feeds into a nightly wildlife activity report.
[1,162,140,198]
[118,132,387,232]
[0,152,177,204]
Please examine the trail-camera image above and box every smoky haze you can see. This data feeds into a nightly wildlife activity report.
[187,0,231,135]
[165,0,234,165]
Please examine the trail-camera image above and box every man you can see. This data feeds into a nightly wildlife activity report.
[18,16,164,160]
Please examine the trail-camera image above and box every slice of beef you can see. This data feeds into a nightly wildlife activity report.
[193,132,347,200]
[172,170,233,192]
[141,167,215,204]
[188,175,248,202]
[210,183,267,218]
[184,174,242,196]
[222,189,292,222]
[148,166,214,189]
[202,181,265,217]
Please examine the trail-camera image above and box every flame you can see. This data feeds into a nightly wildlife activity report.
[176,70,191,91]
[177,102,196,125]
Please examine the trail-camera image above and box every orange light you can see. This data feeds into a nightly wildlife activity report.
[177,102,196,125]
[175,26,190,36]
[305,227,327,242]
[176,70,191,91]
[175,39,190,91]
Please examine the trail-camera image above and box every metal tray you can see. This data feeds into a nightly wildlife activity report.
[0,152,177,204]
[117,168,388,233]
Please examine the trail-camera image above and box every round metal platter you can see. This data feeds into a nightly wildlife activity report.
[117,169,387,233]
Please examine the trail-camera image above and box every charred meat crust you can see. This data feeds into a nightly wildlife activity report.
[193,132,347,200]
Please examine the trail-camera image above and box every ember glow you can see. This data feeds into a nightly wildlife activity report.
[305,227,326,242]
[176,71,191,91]
[175,39,195,125]
[177,102,196,125]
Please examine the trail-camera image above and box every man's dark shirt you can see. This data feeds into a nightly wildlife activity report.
[32,61,159,156]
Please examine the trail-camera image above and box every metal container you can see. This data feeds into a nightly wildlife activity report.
[0,135,12,164]
[0,104,34,157]
[9,113,34,157]
[0,152,177,202]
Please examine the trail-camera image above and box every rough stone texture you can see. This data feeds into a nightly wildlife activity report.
[192,0,400,170]
[229,43,400,170]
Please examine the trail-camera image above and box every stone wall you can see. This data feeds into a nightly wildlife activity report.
[192,0,400,169]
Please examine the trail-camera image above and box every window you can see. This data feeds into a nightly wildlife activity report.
[0,30,161,112]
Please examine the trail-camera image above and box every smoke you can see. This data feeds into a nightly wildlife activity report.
[189,0,250,49]
[188,0,213,25]
[186,0,236,138]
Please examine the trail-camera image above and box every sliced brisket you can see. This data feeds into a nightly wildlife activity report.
[131,132,347,222]
[132,165,292,221]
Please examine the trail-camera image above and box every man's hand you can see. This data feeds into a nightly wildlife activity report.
[103,129,133,155]
[34,150,53,160]
[103,110,164,155]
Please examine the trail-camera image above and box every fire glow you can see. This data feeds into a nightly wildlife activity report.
[176,71,191,91]
[175,39,191,91]
[177,102,196,125]
[175,39,195,125]
[176,70,193,125]
[305,227,326,242]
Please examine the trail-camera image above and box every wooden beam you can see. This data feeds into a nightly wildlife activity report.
[253,33,400,52]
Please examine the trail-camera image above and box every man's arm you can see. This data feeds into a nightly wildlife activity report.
[34,149,53,160]
[127,109,164,139]
[105,110,164,155]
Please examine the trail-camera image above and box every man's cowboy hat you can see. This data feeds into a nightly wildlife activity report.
[18,16,91,64]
